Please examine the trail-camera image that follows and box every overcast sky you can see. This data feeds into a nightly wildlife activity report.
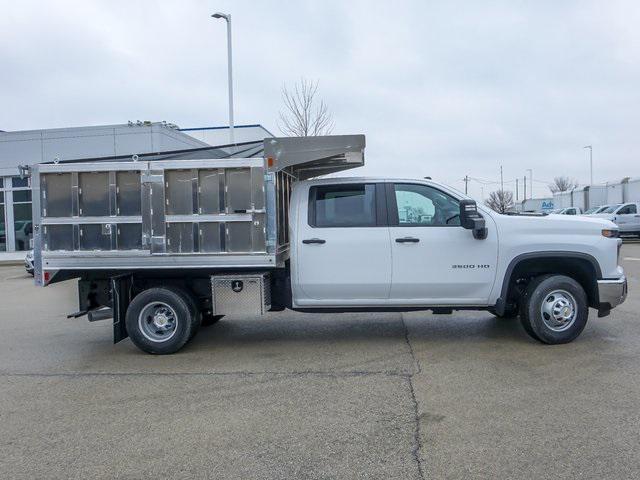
[2,1,639,200]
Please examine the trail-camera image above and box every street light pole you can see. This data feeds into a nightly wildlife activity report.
[212,12,234,145]
[584,145,593,185]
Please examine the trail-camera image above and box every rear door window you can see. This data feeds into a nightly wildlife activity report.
[309,184,377,227]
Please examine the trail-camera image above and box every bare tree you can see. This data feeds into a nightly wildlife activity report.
[549,176,579,193]
[278,78,334,137]
[485,190,514,213]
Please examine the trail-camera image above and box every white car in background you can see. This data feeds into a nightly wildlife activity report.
[550,207,582,215]
[25,250,34,276]
[584,205,612,215]
[592,203,640,236]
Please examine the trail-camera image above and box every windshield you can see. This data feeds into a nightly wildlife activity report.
[584,207,599,214]
[549,208,564,214]
[602,204,622,214]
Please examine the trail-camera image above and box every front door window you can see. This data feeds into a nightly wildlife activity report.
[393,183,460,226]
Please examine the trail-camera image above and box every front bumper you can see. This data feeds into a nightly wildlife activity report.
[598,276,627,310]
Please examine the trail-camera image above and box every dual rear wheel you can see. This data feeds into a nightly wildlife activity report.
[125,287,203,355]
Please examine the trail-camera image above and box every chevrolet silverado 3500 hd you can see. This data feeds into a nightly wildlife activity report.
[31,135,627,354]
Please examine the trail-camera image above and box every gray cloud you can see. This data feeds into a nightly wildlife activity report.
[1,0,639,199]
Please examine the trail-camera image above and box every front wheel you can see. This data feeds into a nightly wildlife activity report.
[125,287,198,354]
[520,275,588,344]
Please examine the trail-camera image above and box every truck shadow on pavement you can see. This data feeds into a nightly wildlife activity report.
[191,312,532,348]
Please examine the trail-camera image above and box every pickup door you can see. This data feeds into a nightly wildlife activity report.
[615,203,640,233]
[294,183,392,303]
[386,183,498,305]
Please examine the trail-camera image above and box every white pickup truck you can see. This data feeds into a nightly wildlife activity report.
[592,202,640,237]
[31,135,627,354]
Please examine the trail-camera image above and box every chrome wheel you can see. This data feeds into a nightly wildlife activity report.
[138,302,178,342]
[540,289,577,332]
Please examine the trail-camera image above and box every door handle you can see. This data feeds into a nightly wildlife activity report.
[302,238,326,244]
[395,237,420,243]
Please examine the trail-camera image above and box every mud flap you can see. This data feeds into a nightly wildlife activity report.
[111,274,132,343]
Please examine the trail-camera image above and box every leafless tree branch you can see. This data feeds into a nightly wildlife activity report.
[549,176,579,193]
[485,190,514,213]
[278,78,334,137]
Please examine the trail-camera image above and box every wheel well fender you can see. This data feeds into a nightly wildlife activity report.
[496,252,601,314]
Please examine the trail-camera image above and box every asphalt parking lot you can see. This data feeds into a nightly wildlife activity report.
[2,245,640,479]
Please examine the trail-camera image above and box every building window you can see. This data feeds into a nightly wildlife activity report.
[12,176,32,251]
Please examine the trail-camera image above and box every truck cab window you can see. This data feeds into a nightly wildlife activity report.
[619,204,636,215]
[394,183,460,226]
[310,184,376,227]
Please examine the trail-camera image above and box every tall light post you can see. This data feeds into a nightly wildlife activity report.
[211,12,234,144]
[526,169,533,199]
[584,145,593,185]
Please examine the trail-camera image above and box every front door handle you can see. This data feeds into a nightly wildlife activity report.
[395,237,420,243]
[302,238,326,244]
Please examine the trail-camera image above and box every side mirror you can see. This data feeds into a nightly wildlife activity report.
[459,199,487,240]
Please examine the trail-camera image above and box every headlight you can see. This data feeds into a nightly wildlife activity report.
[602,229,619,238]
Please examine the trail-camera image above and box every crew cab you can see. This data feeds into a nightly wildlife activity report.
[30,135,627,354]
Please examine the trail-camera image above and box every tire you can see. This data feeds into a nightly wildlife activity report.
[125,287,196,354]
[520,275,588,344]
[173,288,201,340]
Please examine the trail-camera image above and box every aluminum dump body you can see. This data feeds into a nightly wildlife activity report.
[32,135,365,285]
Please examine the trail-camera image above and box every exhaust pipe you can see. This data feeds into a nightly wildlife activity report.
[88,307,113,322]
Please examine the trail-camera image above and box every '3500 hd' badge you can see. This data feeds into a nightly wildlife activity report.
[452,264,490,269]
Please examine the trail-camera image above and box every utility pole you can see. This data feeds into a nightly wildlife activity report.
[464,175,469,195]
[516,178,519,201]
[527,169,533,199]
[500,166,504,192]
[523,175,527,200]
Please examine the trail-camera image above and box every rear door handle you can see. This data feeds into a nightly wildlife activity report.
[302,238,326,244]
[395,237,420,243]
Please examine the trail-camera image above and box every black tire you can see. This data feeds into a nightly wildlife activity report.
[125,287,196,354]
[520,275,588,344]
[173,288,201,340]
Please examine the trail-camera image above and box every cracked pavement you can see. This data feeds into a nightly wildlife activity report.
[2,244,640,479]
